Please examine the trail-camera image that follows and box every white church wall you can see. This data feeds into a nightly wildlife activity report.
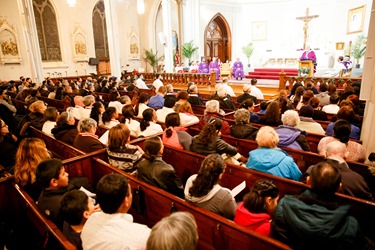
[0,0,32,81]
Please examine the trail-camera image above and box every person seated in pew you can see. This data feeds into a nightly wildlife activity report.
[108,90,124,114]
[106,124,143,172]
[296,105,325,135]
[162,113,192,150]
[234,180,279,236]
[164,84,177,103]
[136,136,184,198]
[52,111,78,145]
[82,95,96,119]
[147,211,198,250]
[71,96,85,120]
[241,99,260,123]
[230,108,258,140]
[315,82,330,107]
[278,96,295,115]
[135,93,150,118]
[304,141,372,201]
[257,100,269,115]
[309,97,328,121]
[0,119,18,169]
[120,104,140,138]
[174,100,200,127]
[81,174,151,249]
[101,107,120,129]
[73,118,105,153]
[258,101,282,127]
[174,91,195,115]
[156,98,177,123]
[296,90,314,111]
[318,119,365,163]
[217,86,236,111]
[14,138,51,201]
[187,84,204,106]
[246,126,302,181]
[42,107,59,136]
[325,106,361,140]
[272,161,365,249]
[322,94,340,115]
[36,158,70,228]
[24,89,40,105]
[139,108,163,138]
[89,101,105,126]
[198,100,230,135]
[275,110,310,151]
[148,85,166,109]
[184,154,237,220]
[17,100,47,136]
[237,84,257,104]
[60,190,97,250]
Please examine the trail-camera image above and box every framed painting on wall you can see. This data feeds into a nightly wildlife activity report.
[0,19,22,64]
[347,5,366,34]
[252,21,267,41]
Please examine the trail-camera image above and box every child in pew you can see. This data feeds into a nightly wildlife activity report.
[147,212,198,250]
[60,190,99,250]
[36,158,93,229]
[136,136,184,198]
[106,124,143,173]
[42,106,59,136]
[184,154,237,220]
[234,180,279,236]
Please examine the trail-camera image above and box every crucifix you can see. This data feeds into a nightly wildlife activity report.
[296,8,319,50]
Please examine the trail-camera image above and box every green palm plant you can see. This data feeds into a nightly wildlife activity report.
[351,34,367,68]
[144,49,163,72]
[182,40,198,65]
[242,42,255,67]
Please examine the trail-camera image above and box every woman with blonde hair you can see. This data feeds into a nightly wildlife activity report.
[107,124,143,172]
[184,153,237,219]
[14,138,51,200]
[17,100,47,136]
[246,126,301,181]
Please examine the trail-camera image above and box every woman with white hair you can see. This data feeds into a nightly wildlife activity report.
[275,110,310,151]
[198,100,230,135]
[246,126,301,181]
[73,118,105,153]
[230,109,258,140]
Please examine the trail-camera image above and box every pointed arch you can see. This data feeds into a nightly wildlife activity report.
[204,13,231,63]
[32,0,62,61]
[92,0,109,59]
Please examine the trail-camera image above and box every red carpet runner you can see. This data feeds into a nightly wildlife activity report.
[245,68,298,80]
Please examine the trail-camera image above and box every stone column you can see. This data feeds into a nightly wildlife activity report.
[17,0,44,85]
[162,0,173,72]
[104,0,121,77]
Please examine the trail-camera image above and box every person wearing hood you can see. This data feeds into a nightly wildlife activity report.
[272,161,364,249]
[184,154,237,220]
[234,180,279,236]
[275,110,310,151]
[246,126,301,181]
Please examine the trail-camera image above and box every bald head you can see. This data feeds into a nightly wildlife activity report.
[74,96,84,106]
[325,141,347,159]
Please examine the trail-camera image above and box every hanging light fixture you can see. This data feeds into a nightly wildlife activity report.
[137,0,145,14]
[67,0,76,7]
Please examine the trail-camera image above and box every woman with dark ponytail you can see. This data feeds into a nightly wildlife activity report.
[318,119,365,162]
[136,136,184,198]
[139,108,162,137]
[135,93,149,117]
[101,107,119,129]
[162,113,192,150]
[184,154,237,219]
[190,118,246,163]
[234,180,279,236]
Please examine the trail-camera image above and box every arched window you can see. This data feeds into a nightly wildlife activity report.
[92,0,109,58]
[33,0,62,61]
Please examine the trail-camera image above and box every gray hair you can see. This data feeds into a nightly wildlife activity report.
[256,126,279,148]
[77,118,97,133]
[82,95,95,106]
[281,110,300,127]
[166,84,174,93]
[205,100,220,113]
[146,212,198,250]
[189,84,198,94]
[217,87,227,98]
[325,141,347,159]
[120,95,131,104]
[234,109,250,124]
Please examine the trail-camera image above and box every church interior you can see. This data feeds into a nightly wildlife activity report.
[2,0,375,249]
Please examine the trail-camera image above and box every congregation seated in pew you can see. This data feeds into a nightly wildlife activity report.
[162,113,192,150]
[73,118,105,153]
[198,100,231,135]
[139,108,163,137]
[230,108,258,140]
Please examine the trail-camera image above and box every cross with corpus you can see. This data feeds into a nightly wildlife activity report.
[296,8,319,50]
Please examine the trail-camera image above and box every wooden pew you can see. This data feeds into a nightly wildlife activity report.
[30,127,85,160]
[39,96,71,112]
[62,153,291,250]
[11,98,29,115]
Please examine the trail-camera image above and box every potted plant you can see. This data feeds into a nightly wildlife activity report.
[144,49,164,73]
[351,34,367,68]
[242,42,255,67]
[182,40,198,65]
[298,66,310,76]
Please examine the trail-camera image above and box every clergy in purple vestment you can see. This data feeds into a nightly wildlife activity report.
[232,58,244,80]
[209,57,220,79]
[198,58,209,74]
[300,46,317,72]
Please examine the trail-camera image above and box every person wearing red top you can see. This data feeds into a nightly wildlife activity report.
[234,180,279,236]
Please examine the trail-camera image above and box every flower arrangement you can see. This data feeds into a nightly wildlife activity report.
[298,67,310,76]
